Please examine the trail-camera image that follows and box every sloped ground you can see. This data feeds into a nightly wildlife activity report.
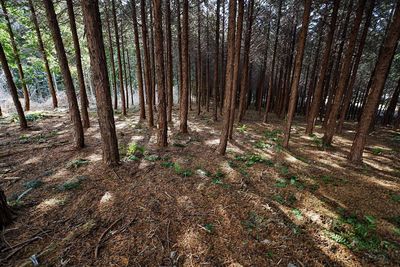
[0,108,399,266]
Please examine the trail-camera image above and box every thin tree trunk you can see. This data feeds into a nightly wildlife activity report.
[179,0,189,133]
[28,0,58,109]
[0,42,27,129]
[382,78,400,125]
[152,0,168,147]
[112,0,126,115]
[149,2,156,112]
[0,0,30,111]
[127,49,134,106]
[121,26,129,110]
[283,0,312,148]
[81,0,119,166]
[131,0,146,120]
[212,0,220,121]
[349,0,400,162]
[166,0,174,122]
[67,0,90,128]
[196,0,202,116]
[141,0,154,126]
[177,0,183,109]
[42,0,84,148]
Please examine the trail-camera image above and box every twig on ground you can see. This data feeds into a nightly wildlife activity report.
[94,217,122,259]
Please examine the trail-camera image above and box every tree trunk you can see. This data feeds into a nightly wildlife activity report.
[81,0,119,166]
[166,0,174,122]
[196,0,202,116]
[131,0,146,120]
[127,49,134,106]
[212,0,220,122]
[228,0,244,139]
[121,26,129,110]
[218,0,236,155]
[0,42,27,129]
[42,0,84,149]
[0,0,30,111]
[28,0,58,109]
[179,0,189,133]
[238,0,255,122]
[177,0,183,109]
[282,0,312,148]
[149,2,156,112]
[382,78,400,125]
[112,0,126,115]
[0,186,14,228]
[349,0,400,162]
[322,0,366,146]
[141,0,154,127]
[305,0,340,134]
[152,0,168,147]
[67,0,90,128]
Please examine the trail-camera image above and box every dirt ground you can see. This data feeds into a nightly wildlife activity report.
[0,107,399,267]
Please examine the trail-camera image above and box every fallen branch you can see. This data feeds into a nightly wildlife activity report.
[94,217,122,259]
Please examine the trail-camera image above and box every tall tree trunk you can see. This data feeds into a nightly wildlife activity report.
[323,0,367,146]
[283,0,312,148]
[257,22,270,114]
[166,0,174,122]
[28,0,58,109]
[212,0,220,121]
[196,0,202,116]
[67,0,90,128]
[112,0,126,115]
[81,0,119,166]
[152,0,168,147]
[218,0,236,155]
[305,0,340,134]
[149,2,156,112]
[0,186,14,228]
[264,0,282,123]
[0,0,30,111]
[127,49,134,106]
[131,0,146,120]
[0,42,27,129]
[121,26,129,110]
[349,0,400,162]
[141,0,154,126]
[42,0,84,148]
[228,0,244,139]
[179,0,189,133]
[177,0,183,108]
[238,0,255,122]
[382,78,400,125]
[104,0,118,110]
[337,0,374,133]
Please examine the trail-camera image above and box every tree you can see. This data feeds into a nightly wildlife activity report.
[0,41,27,129]
[81,0,119,165]
[212,0,220,121]
[141,0,154,127]
[179,0,189,133]
[348,0,400,162]
[322,0,367,146]
[382,78,400,125]
[152,0,168,147]
[305,0,340,134]
[0,0,30,111]
[0,186,14,228]
[130,0,146,120]
[66,0,90,128]
[165,0,174,123]
[282,0,312,148]
[42,0,84,148]
[218,0,236,155]
[111,0,126,115]
[28,0,58,109]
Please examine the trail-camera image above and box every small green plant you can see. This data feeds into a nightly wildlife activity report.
[237,124,248,133]
[24,180,43,189]
[371,147,384,155]
[273,194,285,204]
[58,176,87,191]
[174,163,192,177]
[67,159,90,169]
[145,154,161,161]
[264,129,282,140]
[172,142,186,147]
[126,143,145,156]
[212,177,223,185]
[277,165,289,175]
[203,223,214,233]
[320,175,333,184]
[12,111,45,123]
[242,212,266,231]
[254,141,269,149]
[274,178,287,188]
[126,155,140,161]
[311,135,323,147]
[265,251,274,259]
[292,208,303,220]
[161,161,175,168]
[391,194,400,202]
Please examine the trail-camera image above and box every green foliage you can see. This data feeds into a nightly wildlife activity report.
[254,141,270,149]
[273,194,297,206]
[265,251,274,259]
[172,142,187,147]
[126,142,145,157]
[371,147,384,155]
[11,111,45,123]
[58,176,86,191]
[234,154,272,167]
[144,155,161,162]
[24,180,43,189]
[19,130,58,144]
[66,159,89,169]
[242,212,266,231]
[174,163,192,177]
[264,129,282,140]
[274,178,287,188]
[292,208,303,219]
[237,124,248,133]
[277,165,289,175]
[161,161,174,168]
[203,223,214,233]
[390,194,400,202]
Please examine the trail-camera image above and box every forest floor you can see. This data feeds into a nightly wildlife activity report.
[0,107,399,267]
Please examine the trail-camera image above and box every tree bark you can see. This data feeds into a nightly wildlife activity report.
[283,0,312,148]
[0,0,30,111]
[382,78,400,125]
[152,0,168,147]
[28,0,58,109]
[42,0,84,149]
[322,0,367,146]
[131,0,146,120]
[166,0,174,122]
[0,186,14,228]
[349,0,400,162]
[141,0,154,127]
[179,0,189,133]
[112,0,126,115]
[212,0,221,121]
[81,0,119,166]
[0,42,27,129]
[67,0,90,128]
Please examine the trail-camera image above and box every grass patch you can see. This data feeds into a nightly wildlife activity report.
[58,176,87,191]
[12,111,45,123]
[126,142,145,156]
[24,180,43,189]
[237,124,248,133]
[390,194,400,202]
[371,147,384,155]
[174,163,192,177]
[161,161,174,168]
[66,159,90,169]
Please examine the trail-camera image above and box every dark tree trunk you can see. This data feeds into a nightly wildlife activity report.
[1,0,30,111]
[177,0,183,108]
[382,78,400,125]
[196,0,202,116]
[42,0,84,149]
[349,0,400,162]
[179,0,189,133]
[0,186,14,228]
[28,0,58,109]
[166,0,174,122]
[0,42,27,129]
[81,0,119,166]
[283,0,312,148]
[131,0,146,120]
[152,0,168,147]
[67,0,90,128]
[212,0,220,122]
